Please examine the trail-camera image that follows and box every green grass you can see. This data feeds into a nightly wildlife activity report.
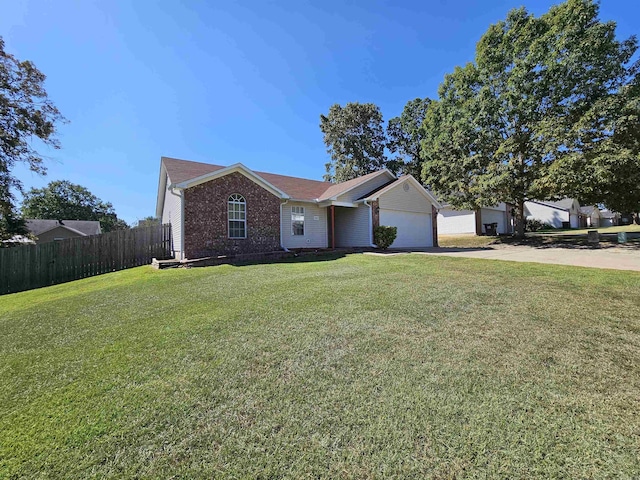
[438,234,498,248]
[1,254,639,478]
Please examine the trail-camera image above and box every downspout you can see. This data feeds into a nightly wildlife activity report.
[168,186,184,260]
[280,199,290,252]
[363,199,377,247]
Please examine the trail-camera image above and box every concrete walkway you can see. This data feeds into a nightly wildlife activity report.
[367,244,640,272]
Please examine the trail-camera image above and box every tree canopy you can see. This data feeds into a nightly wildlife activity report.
[421,0,640,235]
[386,98,431,179]
[134,216,161,228]
[320,103,388,182]
[0,36,66,239]
[21,180,129,232]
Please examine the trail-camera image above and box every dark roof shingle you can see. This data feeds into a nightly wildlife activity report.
[162,157,335,201]
[25,219,102,236]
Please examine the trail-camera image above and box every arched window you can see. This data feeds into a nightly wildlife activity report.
[228,194,246,238]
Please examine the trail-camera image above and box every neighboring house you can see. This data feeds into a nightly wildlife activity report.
[156,157,441,259]
[579,206,601,228]
[437,203,513,235]
[25,219,102,244]
[599,209,620,227]
[524,199,583,228]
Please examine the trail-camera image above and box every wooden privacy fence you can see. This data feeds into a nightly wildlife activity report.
[0,224,172,295]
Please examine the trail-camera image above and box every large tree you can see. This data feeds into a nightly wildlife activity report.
[386,98,431,179]
[0,36,66,240]
[320,102,388,182]
[21,180,129,232]
[421,0,639,236]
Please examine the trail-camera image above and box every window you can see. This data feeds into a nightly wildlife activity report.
[291,206,304,235]
[228,194,246,238]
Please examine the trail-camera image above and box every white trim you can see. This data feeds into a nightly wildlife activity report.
[360,175,442,209]
[290,205,305,236]
[363,200,376,247]
[317,200,358,208]
[228,193,247,239]
[175,163,290,199]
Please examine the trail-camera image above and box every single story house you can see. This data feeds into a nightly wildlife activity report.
[24,219,102,244]
[156,157,441,259]
[599,209,620,227]
[579,206,601,228]
[437,203,513,235]
[524,199,583,229]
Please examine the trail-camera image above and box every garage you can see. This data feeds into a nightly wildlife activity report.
[379,209,433,248]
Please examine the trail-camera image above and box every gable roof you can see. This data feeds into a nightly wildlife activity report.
[580,205,599,215]
[317,170,395,201]
[359,175,442,209]
[529,198,579,211]
[25,219,102,237]
[162,157,331,201]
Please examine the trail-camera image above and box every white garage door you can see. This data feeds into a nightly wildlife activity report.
[379,209,432,248]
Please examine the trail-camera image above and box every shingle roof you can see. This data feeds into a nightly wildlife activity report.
[580,206,597,215]
[25,219,102,236]
[163,157,225,184]
[544,198,576,210]
[162,157,368,202]
[356,179,398,200]
[600,209,619,219]
[317,170,389,201]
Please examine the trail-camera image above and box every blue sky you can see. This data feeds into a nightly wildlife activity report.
[2,1,637,224]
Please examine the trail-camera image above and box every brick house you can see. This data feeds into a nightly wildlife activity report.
[156,157,441,259]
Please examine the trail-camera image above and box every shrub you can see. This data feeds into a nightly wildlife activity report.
[525,219,553,232]
[374,226,397,249]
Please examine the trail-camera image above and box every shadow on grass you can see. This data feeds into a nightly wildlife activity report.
[372,246,495,255]
[229,250,350,267]
[502,234,640,250]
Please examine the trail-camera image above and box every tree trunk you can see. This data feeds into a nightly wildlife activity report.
[514,200,526,238]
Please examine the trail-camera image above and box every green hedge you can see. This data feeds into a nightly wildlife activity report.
[374,225,397,249]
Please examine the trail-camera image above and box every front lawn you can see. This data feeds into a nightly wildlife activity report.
[1,254,639,478]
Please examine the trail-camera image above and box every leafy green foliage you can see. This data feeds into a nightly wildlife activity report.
[320,103,388,182]
[374,225,397,249]
[134,216,160,228]
[386,98,431,178]
[0,209,29,244]
[0,36,66,223]
[21,180,129,232]
[525,218,553,232]
[421,0,639,236]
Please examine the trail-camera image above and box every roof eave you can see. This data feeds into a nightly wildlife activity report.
[175,163,290,199]
[317,169,397,202]
[362,175,442,209]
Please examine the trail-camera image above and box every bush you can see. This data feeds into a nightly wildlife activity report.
[374,226,397,249]
[525,219,553,232]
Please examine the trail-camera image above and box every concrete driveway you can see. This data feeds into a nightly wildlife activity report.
[367,244,640,272]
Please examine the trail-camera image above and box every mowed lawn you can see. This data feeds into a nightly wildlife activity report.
[1,254,639,478]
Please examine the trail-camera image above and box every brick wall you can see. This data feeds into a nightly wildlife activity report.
[183,172,281,258]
